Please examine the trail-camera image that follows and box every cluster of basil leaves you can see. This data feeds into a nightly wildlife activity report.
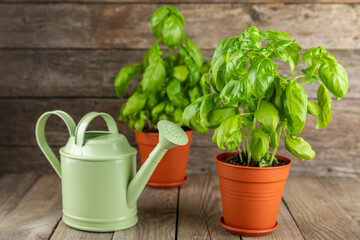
[114,6,209,132]
[183,26,348,167]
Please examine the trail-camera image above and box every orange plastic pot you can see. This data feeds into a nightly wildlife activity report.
[215,152,292,236]
[135,130,192,188]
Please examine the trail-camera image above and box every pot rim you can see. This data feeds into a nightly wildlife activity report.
[215,151,292,170]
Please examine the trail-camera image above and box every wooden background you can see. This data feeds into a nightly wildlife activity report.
[0,0,359,177]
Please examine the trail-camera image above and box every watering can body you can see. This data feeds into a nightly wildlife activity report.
[35,111,187,232]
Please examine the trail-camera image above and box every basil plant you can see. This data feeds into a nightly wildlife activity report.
[183,26,349,167]
[114,6,209,132]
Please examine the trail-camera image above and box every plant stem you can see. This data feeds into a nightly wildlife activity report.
[248,98,263,163]
[238,145,243,163]
[241,128,247,157]
[269,124,283,165]
[169,48,173,57]
[293,75,306,82]
[245,129,251,165]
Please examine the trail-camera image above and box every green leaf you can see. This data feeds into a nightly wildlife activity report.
[273,77,286,119]
[307,101,321,117]
[226,130,243,152]
[143,43,163,68]
[188,62,201,86]
[226,48,246,79]
[316,84,332,129]
[146,91,164,109]
[248,58,276,98]
[260,30,291,41]
[285,136,315,160]
[162,15,183,48]
[255,102,279,133]
[123,91,147,116]
[240,26,260,40]
[151,101,167,122]
[167,6,185,25]
[250,127,269,162]
[285,81,308,135]
[134,118,145,132]
[184,35,203,67]
[205,107,239,128]
[165,102,175,114]
[174,108,183,126]
[200,74,211,95]
[189,85,202,103]
[114,64,141,98]
[189,113,209,134]
[149,7,170,28]
[318,61,348,100]
[211,37,239,66]
[200,93,221,124]
[182,96,204,126]
[172,65,189,82]
[211,54,226,92]
[142,61,166,93]
[118,104,128,122]
[213,115,242,150]
[167,78,183,107]
[270,130,279,148]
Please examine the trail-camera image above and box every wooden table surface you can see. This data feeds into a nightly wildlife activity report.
[0,173,359,240]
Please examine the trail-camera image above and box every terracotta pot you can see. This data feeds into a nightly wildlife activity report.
[135,130,192,188]
[215,152,292,236]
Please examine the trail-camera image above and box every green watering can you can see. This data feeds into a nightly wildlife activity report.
[35,110,188,232]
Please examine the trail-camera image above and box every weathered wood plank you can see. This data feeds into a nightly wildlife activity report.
[2,1,360,4]
[0,49,358,98]
[318,176,360,226]
[282,176,360,240]
[112,187,177,240]
[50,221,113,240]
[0,174,62,240]
[0,173,39,221]
[1,98,358,148]
[0,4,359,49]
[177,174,239,240]
[242,201,304,240]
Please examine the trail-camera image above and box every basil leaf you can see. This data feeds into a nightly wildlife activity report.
[162,15,183,48]
[285,81,308,135]
[255,102,279,133]
[307,101,321,117]
[200,74,211,95]
[248,58,276,98]
[172,65,189,82]
[184,35,203,67]
[189,113,209,134]
[211,54,226,92]
[143,43,163,68]
[250,127,269,162]
[200,93,221,124]
[114,64,141,98]
[226,130,243,152]
[188,62,201,86]
[189,85,202,103]
[285,136,315,160]
[174,108,183,126]
[134,118,145,132]
[273,77,286,117]
[151,101,167,122]
[270,130,279,148]
[205,107,239,128]
[211,37,239,66]
[220,80,238,107]
[260,30,291,41]
[149,7,170,28]
[213,115,241,150]
[167,78,183,107]
[182,96,204,126]
[165,102,175,114]
[118,104,128,122]
[142,61,166,93]
[316,84,332,129]
[167,6,185,25]
[123,91,147,116]
[318,61,348,100]
[226,48,246,79]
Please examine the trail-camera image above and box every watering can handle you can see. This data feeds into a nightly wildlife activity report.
[35,110,76,178]
[75,112,118,147]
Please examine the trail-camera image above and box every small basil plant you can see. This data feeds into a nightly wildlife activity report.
[183,26,349,167]
[114,6,209,132]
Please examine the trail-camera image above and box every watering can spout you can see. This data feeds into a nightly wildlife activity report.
[126,120,189,208]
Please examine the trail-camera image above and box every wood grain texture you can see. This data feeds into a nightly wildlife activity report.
[177,174,239,240]
[318,176,360,226]
[0,4,359,49]
[0,174,62,240]
[242,202,304,240]
[0,49,358,98]
[282,176,360,240]
[112,187,177,240]
[50,221,113,240]
[2,1,360,3]
[0,173,39,221]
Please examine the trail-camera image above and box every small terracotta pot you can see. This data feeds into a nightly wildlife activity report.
[135,130,192,188]
[215,152,292,236]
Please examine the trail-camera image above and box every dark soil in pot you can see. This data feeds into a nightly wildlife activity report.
[222,152,287,167]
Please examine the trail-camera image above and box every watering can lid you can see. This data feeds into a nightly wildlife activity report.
[60,112,137,160]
